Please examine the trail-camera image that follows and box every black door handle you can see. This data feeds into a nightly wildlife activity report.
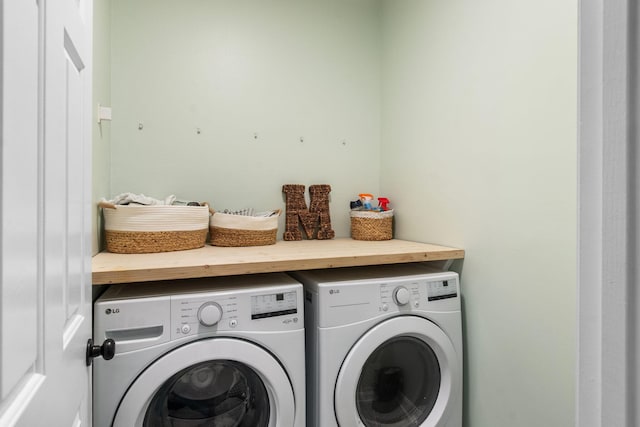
[86,338,116,366]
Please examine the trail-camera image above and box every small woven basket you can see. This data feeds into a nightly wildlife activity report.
[100,202,210,254]
[350,209,394,241]
[209,210,280,247]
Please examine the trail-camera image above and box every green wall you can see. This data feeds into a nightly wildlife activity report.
[107,0,382,239]
[380,1,577,426]
[92,0,111,254]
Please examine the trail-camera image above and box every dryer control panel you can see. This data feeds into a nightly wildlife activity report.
[427,279,458,301]
[379,282,422,309]
[378,278,458,309]
[293,266,460,328]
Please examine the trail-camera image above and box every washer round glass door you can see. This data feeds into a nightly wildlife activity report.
[113,338,295,427]
[334,316,460,427]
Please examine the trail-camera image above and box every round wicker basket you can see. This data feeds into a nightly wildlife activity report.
[350,209,394,241]
[100,202,210,253]
[209,210,280,247]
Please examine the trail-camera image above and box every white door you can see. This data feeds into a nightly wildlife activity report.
[0,0,93,425]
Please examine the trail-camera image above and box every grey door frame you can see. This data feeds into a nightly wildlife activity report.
[578,0,638,426]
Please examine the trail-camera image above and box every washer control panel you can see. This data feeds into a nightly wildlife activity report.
[171,294,239,339]
[251,291,297,320]
[170,287,300,340]
[197,302,223,326]
[393,286,411,305]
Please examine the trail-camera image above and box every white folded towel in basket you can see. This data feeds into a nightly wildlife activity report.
[105,193,176,206]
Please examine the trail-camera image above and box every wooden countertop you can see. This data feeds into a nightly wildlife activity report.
[92,238,465,285]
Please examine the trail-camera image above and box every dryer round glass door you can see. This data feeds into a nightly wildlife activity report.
[113,338,296,427]
[334,316,461,427]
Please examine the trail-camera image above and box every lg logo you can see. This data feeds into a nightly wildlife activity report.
[105,308,120,315]
[329,289,340,295]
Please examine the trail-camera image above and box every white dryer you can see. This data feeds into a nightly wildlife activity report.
[92,273,305,427]
[291,264,462,427]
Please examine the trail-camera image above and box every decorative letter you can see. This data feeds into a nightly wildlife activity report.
[282,185,318,240]
[309,185,335,240]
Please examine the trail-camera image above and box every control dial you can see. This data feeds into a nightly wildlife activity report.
[393,286,411,306]
[198,302,223,327]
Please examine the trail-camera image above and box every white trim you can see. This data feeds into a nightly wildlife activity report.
[578,0,636,426]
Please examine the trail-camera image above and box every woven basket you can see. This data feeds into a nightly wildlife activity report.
[100,202,210,254]
[209,210,280,247]
[350,209,394,241]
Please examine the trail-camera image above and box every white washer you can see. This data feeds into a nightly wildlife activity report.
[92,273,305,427]
[291,264,462,427]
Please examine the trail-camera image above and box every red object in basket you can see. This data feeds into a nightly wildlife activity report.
[378,197,390,211]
